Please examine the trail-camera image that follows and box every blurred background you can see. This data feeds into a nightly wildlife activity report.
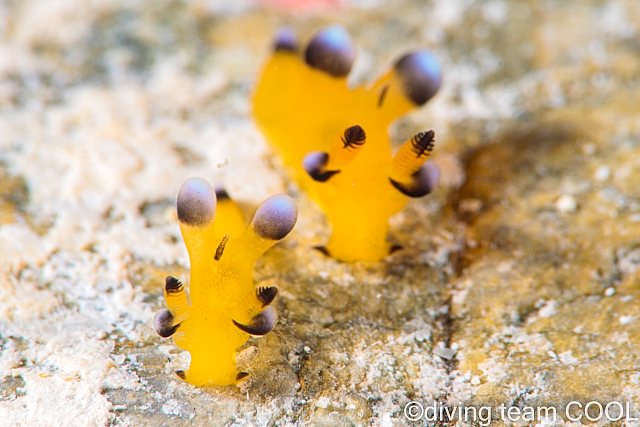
[1,1,639,426]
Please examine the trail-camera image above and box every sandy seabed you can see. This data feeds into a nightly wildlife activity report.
[1,0,640,426]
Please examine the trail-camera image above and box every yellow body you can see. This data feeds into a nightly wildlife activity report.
[157,179,296,386]
[253,28,440,262]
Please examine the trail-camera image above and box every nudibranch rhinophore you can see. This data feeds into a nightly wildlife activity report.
[253,25,442,262]
[153,178,298,386]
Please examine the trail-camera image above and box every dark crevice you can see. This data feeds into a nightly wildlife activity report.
[427,217,468,426]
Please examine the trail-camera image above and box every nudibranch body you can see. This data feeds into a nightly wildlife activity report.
[153,178,297,386]
[253,26,442,262]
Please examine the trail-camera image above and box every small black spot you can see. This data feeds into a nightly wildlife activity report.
[377,84,389,108]
[236,372,250,381]
[175,370,187,380]
[256,286,278,307]
[214,234,230,261]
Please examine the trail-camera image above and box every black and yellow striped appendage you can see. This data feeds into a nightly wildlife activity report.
[389,130,440,198]
[392,131,435,177]
[152,178,297,386]
[326,125,366,171]
[253,25,441,262]
[163,276,189,323]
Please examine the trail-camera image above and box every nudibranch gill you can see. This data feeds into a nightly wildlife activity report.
[153,178,298,386]
[253,26,442,262]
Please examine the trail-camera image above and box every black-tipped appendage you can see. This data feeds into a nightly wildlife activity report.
[232,306,278,336]
[304,25,356,78]
[302,151,340,182]
[394,51,442,105]
[177,178,216,226]
[411,130,435,158]
[153,309,179,338]
[341,125,366,149]
[165,276,183,294]
[274,27,299,52]
[252,195,298,240]
[256,286,278,307]
[390,162,440,198]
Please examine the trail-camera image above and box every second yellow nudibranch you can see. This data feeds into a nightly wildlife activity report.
[253,26,442,262]
[153,178,297,386]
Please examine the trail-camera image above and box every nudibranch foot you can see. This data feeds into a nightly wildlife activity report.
[313,245,332,257]
[153,178,297,386]
[253,26,442,262]
[389,244,404,254]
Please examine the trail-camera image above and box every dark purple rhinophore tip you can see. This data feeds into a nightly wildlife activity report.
[177,178,216,226]
[232,306,278,336]
[274,27,299,52]
[302,151,339,182]
[252,194,298,240]
[304,25,356,78]
[394,51,442,105]
[390,162,440,198]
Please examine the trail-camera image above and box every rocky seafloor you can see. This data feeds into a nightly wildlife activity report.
[0,0,639,426]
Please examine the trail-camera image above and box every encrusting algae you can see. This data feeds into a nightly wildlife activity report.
[153,178,298,386]
[253,25,442,262]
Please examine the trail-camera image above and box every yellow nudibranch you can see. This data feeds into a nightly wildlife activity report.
[253,26,442,262]
[153,178,298,386]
